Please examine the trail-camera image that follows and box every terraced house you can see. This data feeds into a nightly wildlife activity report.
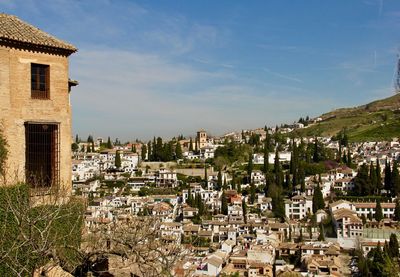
[0,14,77,191]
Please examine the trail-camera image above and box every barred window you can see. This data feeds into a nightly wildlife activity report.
[25,123,59,188]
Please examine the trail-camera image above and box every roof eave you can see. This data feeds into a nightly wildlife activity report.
[0,37,77,56]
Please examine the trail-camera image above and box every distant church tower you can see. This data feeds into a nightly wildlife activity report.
[0,14,77,191]
[196,129,207,149]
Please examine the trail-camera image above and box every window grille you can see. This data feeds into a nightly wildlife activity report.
[25,123,59,188]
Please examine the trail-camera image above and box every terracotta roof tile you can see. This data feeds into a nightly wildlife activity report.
[0,13,77,53]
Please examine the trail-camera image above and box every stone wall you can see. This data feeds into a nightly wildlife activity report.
[0,45,72,191]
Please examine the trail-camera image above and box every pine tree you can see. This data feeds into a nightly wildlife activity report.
[312,184,324,213]
[115,151,121,168]
[107,136,112,149]
[374,200,383,222]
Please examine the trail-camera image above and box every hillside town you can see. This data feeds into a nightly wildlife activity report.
[72,126,400,276]
[1,3,400,277]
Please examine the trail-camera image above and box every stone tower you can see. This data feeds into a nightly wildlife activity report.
[196,129,207,149]
[0,14,77,192]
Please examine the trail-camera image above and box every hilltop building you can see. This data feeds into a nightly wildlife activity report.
[0,13,77,191]
[197,129,207,149]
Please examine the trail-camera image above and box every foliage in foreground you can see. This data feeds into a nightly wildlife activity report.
[0,184,84,276]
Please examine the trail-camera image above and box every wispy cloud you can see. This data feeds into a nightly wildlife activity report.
[263,68,304,83]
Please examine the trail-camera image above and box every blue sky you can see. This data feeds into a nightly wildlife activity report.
[2,0,400,141]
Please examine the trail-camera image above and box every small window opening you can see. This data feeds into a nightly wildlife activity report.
[31,63,50,99]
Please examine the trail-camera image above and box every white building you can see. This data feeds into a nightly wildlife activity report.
[284,195,313,220]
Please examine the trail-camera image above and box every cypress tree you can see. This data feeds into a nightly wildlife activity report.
[141,144,147,160]
[250,182,256,204]
[299,228,303,242]
[221,191,228,215]
[175,142,183,159]
[374,200,383,222]
[389,233,400,258]
[115,151,121,168]
[384,159,392,195]
[392,161,400,197]
[354,163,371,196]
[343,151,348,164]
[204,165,208,188]
[189,137,193,152]
[107,136,112,149]
[242,199,247,223]
[147,141,152,161]
[370,161,378,195]
[346,151,352,167]
[368,210,373,221]
[81,145,85,153]
[376,160,382,192]
[312,184,324,213]
[187,189,193,206]
[151,137,157,161]
[318,222,325,241]
[92,141,95,153]
[223,178,228,191]
[313,137,319,163]
[75,134,79,143]
[217,170,222,191]
[247,152,254,182]
[274,148,283,186]
[298,162,305,193]
[394,199,400,221]
[195,137,198,153]
[263,139,269,174]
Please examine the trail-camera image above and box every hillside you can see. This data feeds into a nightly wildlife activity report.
[294,94,400,142]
